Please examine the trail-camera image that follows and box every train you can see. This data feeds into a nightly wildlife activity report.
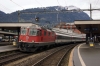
[18,24,85,52]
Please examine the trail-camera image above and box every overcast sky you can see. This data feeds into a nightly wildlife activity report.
[0,0,100,19]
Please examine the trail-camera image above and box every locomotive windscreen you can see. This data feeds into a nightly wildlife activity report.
[29,29,38,36]
[21,28,27,35]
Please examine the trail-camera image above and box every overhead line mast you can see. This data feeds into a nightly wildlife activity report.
[90,4,92,20]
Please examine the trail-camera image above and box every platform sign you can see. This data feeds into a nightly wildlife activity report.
[13,42,16,46]
[90,44,94,47]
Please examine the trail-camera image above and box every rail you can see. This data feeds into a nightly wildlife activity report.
[32,44,75,66]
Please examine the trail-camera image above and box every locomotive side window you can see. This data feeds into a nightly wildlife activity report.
[52,32,55,36]
[37,30,41,36]
[44,31,46,36]
[29,29,38,36]
[21,28,27,35]
[48,32,50,36]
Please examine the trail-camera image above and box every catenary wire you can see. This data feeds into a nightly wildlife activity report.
[10,0,24,9]
[0,3,12,13]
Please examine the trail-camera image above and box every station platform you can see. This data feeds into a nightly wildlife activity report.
[69,43,100,66]
[0,45,18,52]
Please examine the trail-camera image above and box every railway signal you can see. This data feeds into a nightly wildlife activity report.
[35,17,39,22]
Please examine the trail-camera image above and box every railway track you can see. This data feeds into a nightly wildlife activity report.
[0,51,32,66]
[0,50,19,57]
[0,42,13,46]
[32,44,75,66]
[3,44,77,66]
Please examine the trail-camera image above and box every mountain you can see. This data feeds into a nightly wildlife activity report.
[0,6,90,25]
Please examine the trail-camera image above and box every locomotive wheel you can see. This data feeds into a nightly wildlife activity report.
[27,47,38,52]
[37,46,44,51]
[19,47,38,52]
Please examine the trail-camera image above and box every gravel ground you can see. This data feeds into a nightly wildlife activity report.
[5,46,65,66]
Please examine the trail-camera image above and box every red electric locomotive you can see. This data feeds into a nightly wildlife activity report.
[18,24,56,52]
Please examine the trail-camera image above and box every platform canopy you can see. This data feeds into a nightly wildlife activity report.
[0,22,36,35]
[0,22,35,30]
[74,20,100,34]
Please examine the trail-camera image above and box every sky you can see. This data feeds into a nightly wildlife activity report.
[0,0,100,19]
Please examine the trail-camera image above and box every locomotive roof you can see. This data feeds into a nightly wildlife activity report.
[21,24,41,29]
[30,24,41,29]
[21,24,54,32]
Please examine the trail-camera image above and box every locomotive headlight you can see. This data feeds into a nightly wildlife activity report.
[32,40,34,42]
[19,40,22,42]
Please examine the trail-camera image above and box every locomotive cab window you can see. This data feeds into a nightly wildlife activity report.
[29,29,40,36]
[21,28,27,35]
